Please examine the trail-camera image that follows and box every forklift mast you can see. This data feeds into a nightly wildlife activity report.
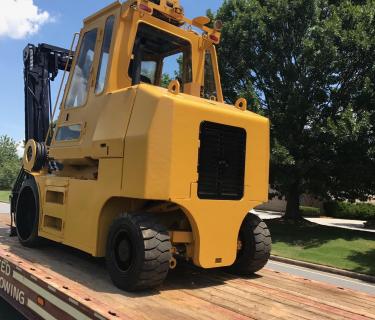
[23,43,73,142]
[10,44,73,230]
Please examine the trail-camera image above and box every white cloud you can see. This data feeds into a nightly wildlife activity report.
[0,0,52,39]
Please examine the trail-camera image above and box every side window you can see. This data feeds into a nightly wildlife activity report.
[95,16,115,94]
[161,50,192,87]
[140,61,157,84]
[66,29,98,108]
[55,124,81,141]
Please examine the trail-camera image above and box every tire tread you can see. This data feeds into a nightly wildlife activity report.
[106,213,172,291]
[226,214,271,275]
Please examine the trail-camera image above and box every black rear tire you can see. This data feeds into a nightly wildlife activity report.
[106,213,172,291]
[15,178,43,247]
[227,213,271,275]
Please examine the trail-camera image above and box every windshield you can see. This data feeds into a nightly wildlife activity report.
[129,23,192,89]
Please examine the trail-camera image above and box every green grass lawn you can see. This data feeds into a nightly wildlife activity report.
[0,191,10,203]
[267,218,375,276]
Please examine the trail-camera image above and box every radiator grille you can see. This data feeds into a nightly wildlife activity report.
[197,121,246,200]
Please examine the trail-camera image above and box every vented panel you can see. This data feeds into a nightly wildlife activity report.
[197,121,246,200]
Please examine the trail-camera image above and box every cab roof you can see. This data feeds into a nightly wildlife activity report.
[83,0,221,44]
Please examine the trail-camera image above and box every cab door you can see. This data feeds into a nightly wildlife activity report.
[49,24,100,159]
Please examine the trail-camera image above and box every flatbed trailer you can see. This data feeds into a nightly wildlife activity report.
[0,214,374,320]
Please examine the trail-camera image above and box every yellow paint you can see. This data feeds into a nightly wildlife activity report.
[170,231,193,244]
[32,0,269,268]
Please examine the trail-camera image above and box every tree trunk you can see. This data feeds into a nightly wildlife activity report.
[284,183,302,220]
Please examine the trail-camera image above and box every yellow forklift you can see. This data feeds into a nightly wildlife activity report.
[11,0,271,291]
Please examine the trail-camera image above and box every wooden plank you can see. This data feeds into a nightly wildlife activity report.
[208,269,375,319]
[258,269,375,312]
[261,268,375,307]
[168,265,365,320]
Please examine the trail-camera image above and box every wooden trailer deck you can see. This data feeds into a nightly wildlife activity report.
[0,214,374,320]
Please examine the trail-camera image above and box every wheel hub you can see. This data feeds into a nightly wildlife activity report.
[114,232,133,271]
[118,239,131,262]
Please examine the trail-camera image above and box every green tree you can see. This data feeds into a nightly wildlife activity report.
[0,135,21,190]
[160,73,172,88]
[214,0,375,218]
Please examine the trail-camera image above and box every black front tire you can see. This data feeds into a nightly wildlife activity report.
[227,213,271,275]
[106,213,172,291]
[15,178,43,247]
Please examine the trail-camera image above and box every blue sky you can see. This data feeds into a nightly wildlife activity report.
[0,0,222,143]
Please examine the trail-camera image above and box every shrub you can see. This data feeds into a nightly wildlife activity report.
[0,135,21,189]
[300,206,321,217]
[323,201,375,221]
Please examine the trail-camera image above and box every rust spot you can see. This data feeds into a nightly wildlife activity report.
[37,296,45,306]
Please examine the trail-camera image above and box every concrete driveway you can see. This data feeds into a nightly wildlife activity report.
[253,209,375,233]
[0,202,9,215]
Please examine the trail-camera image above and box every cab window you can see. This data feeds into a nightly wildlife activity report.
[95,16,115,94]
[140,61,157,84]
[66,29,98,108]
[128,23,192,89]
[55,124,81,141]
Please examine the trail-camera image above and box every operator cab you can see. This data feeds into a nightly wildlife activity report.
[123,2,223,102]
[63,0,223,111]
[47,0,224,159]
